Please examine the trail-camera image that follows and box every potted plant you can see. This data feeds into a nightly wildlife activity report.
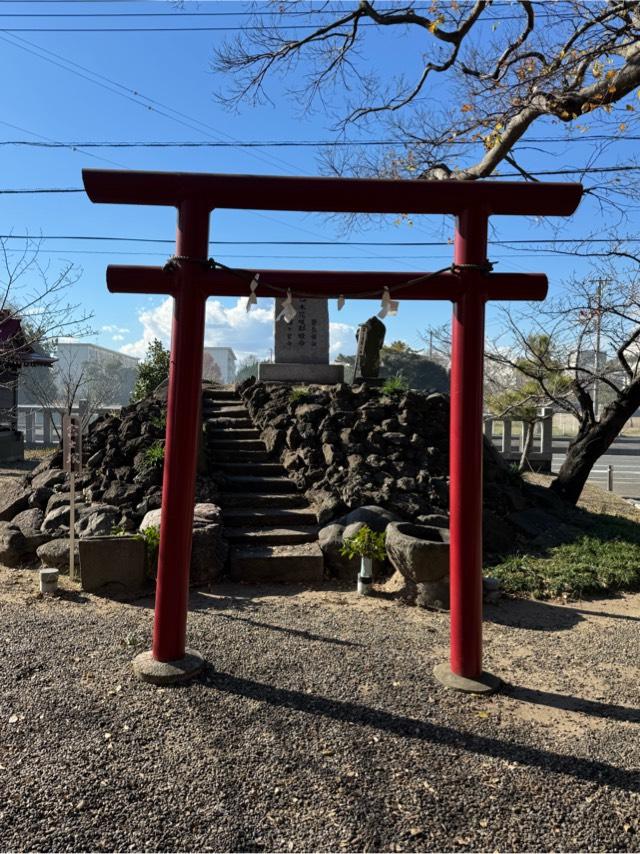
[340,525,386,596]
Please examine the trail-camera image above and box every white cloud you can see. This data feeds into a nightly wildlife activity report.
[121,298,357,365]
[102,324,129,334]
[112,334,125,342]
[120,297,274,360]
[330,322,357,360]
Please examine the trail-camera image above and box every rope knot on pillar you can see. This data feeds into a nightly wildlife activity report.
[450,260,496,276]
[163,255,217,273]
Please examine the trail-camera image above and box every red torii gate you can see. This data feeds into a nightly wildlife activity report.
[83,169,582,691]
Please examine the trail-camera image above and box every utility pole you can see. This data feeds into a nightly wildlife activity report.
[593,279,604,418]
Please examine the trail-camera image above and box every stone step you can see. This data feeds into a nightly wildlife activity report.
[225,526,318,546]
[211,449,271,463]
[202,407,248,419]
[224,476,298,494]
[217,462,284,476]
[228,542,324,583]
[221,493,309,510]
[203,389,239,401]
[206,428,261,440]
[205,418,254,430]
[208,439,265,452]
[207,424,260,441]
[223,505,317,524]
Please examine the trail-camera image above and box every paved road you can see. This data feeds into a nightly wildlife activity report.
[493,435,640,500]
[552,437,640,500]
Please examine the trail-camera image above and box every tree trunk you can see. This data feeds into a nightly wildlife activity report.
[518,421,535,472]
[551,380,640,503]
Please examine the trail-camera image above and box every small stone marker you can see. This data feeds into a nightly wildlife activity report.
[39,568,58,594]
[259,297,344,383]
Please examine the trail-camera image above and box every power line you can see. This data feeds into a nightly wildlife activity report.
[0,21,568,30]
[0,32,297,174]
[0,33,425,269]
[2,134,638,148]
[1,233,639,247]
[0,187,84,194]
[0,120,127,169]
[0,5,569,15]
[0,248,588,260]
[0,8,580,33]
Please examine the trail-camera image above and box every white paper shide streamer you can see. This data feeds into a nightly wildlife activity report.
[245,274,259,312]
[337,294,345,311]
[377,286,399,319]
[276,289,297,323]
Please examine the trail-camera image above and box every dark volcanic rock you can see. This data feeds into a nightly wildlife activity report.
[0,487,31,523]
[0,523,31,566]
[9,387,221,558]
[237,378,543,562]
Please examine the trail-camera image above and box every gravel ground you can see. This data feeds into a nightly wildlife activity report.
[1,567,639,853]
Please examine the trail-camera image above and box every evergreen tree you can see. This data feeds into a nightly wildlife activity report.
[131,339,170,402]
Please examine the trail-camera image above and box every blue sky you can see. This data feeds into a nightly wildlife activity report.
[1,0,638,363]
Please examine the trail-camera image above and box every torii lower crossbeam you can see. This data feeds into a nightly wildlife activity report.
[83,168,582,690]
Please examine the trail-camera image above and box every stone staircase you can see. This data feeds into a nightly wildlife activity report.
[203,386,324,583]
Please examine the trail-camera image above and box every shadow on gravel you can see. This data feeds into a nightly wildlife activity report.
[506,684,640,724]
[569,605,640,623]
[485,599,583,632]
[210,612,364,648]
[204,669,639,793]
[54,589,90,605]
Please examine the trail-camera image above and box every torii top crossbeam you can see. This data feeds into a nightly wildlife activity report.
[84,169,580,216]
[83,168,582,691]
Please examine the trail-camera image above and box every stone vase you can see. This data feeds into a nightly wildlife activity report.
[385,522,450,608]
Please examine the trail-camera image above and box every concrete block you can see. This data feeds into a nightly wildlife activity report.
[78,536,146,592]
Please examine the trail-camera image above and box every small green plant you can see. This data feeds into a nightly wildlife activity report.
[150,411,167,431]
[382,374,409,395]
[110,524,129,537]
[140,440,165,471]
[340,525,386,561]
[289,385,310,403]
[136,524,161,577]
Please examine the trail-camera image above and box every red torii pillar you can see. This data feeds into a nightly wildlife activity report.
[82,169,582,690]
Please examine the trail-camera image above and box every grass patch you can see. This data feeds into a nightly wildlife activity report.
[381,374,409,395]
[138,440,165,471]
[489,514,640,599]
[289,386,310,403]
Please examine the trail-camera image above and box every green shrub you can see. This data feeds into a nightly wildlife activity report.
[340,525,386,561]
[136,524,161,577]
[489,515,640,599]
[139,440,165,471]
[382,374,409,395]
[290,385,310,403]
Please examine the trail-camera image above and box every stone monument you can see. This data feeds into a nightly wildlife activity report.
[353,316,386,382]
[259,297,345,383]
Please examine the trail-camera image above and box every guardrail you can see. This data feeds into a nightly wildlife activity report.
[581,463,640,494]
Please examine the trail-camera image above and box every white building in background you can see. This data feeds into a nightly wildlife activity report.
[203,347,236,384]
[18,339,139,409]
[54,340,139,404]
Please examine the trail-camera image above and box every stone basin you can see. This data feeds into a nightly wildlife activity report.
[385,522,450,584]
